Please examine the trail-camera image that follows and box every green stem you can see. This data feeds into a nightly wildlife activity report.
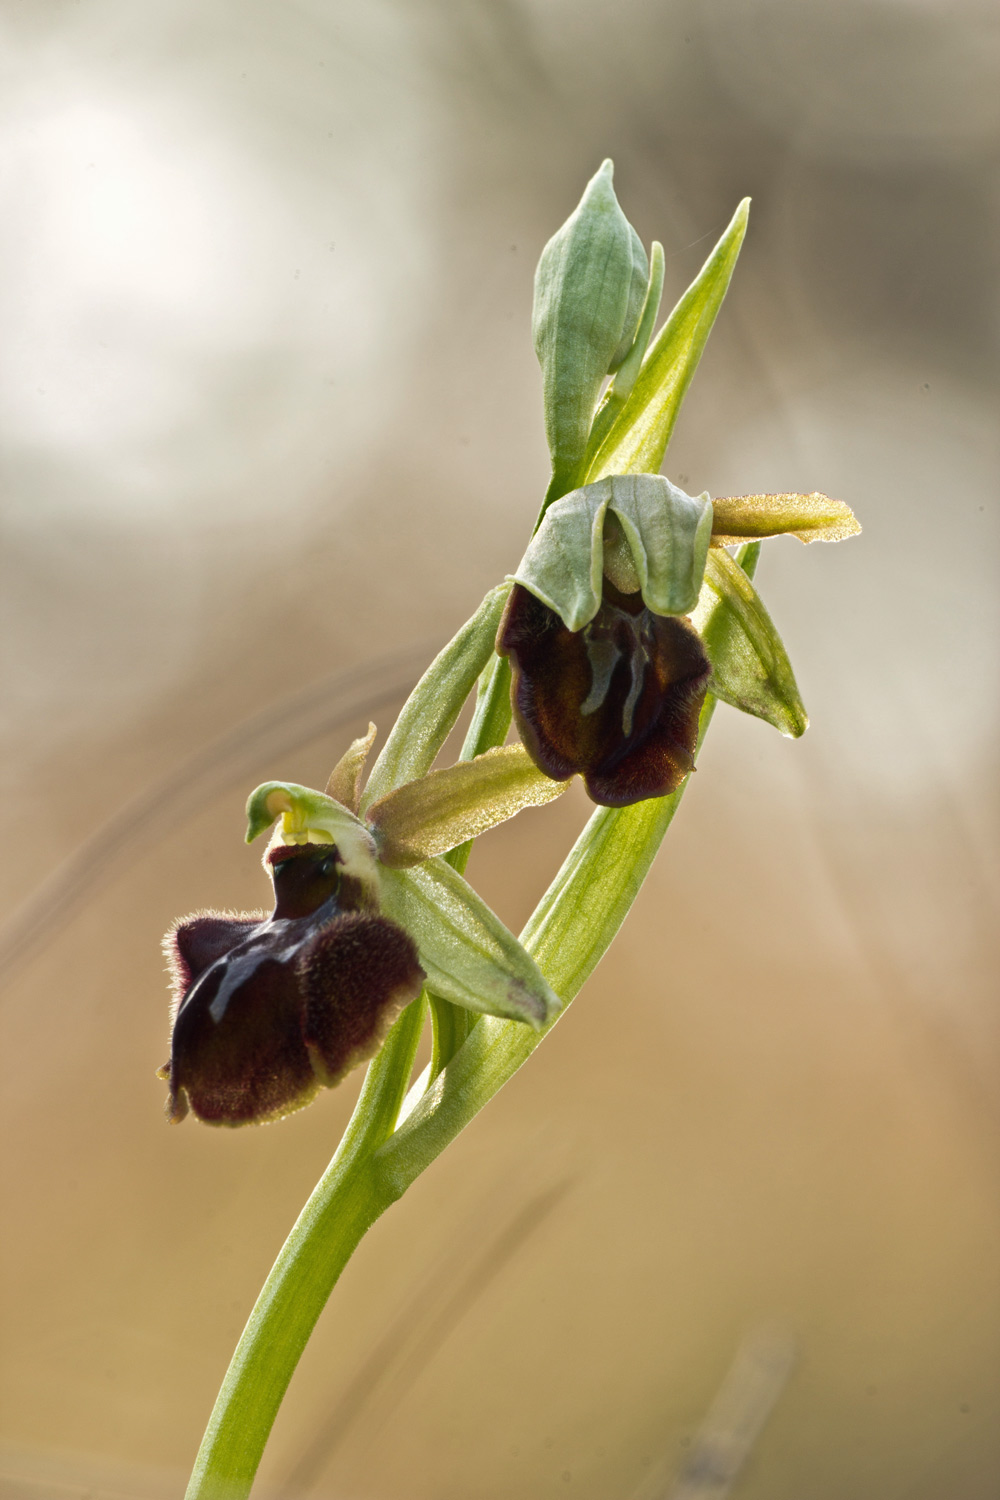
[183,996,426,1500]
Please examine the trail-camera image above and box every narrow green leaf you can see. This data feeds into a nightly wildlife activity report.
[585,199,750,482]
[360,583,511,811]
[367,745,568,868]
[692,546,808,737]
[459,652,512,765]
[377,859,561,1029]
[710,492,861,545]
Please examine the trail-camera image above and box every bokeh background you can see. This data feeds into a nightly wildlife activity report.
[1,2,998,1497]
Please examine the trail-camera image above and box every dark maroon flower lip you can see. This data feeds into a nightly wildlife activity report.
[161,843,424,1127]
[497,581,711,807]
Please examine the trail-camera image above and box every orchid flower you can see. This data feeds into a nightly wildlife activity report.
[161,732,566,1125]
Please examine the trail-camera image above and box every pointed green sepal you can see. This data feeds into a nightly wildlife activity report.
[366,745,569,868]
[245,781,381,898]
[710,492,861,545]
[586,198,749,483]
[692,547,808,737]
[360,583,511,811]
[533,159,649,485]
[512,474,713,631]
[377,859,562,1029]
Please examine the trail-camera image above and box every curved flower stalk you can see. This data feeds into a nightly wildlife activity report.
[174,160,860,1500]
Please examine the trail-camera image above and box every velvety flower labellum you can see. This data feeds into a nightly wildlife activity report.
[161,842,424,1126]
[497,579,711,807]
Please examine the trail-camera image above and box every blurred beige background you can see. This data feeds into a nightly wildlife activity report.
[1,1,997,1497]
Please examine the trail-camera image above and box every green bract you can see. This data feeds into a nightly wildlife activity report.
[512,473,715,631]
[533,160,650,488]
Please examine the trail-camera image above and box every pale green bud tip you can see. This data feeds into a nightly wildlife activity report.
[533,159,650,477]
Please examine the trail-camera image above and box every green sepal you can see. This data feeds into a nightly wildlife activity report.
[360,583,511,812]
[533,159,649,485]
[692,546,808,737]
[586,198,749,483]
[710,492,861,545]
[377,859,561,1029]
[366,745,568,869]
[512,474,714,631]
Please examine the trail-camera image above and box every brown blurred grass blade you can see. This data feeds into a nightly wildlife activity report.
[631,1325,796,1500]
[0,641,438,986]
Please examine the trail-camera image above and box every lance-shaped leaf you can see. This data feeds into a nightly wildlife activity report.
[378,859,561,1028]
[710,492,861,546]
[692,548,808,737]
[245,782,381,901]
[324,722,377,814]
[360,582,511,811]
[585,198,749,483]
[512,474,713,631]
[366,745,569,868]
[534,159,649,484]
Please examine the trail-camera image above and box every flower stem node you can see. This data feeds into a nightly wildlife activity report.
[162,755,566,1125]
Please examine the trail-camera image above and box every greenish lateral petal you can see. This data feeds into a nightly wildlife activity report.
[378,859,561,1029]
[513,474,713,629]
[710,492,861,545]
[360,583,511,812]
[533,159,649,482]
[366,745,569,868]
[586,198,750,483]
[692,547,808,737]
[324,722,377,814]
